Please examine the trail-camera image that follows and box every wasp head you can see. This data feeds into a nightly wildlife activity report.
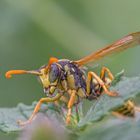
[5,57,60,97]
[39,62,61,96]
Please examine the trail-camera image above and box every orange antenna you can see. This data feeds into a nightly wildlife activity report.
[5,70,41,79]
[5,57,58,78]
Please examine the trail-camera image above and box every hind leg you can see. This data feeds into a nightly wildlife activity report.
[100,67,114,81]
[86,71,118,97]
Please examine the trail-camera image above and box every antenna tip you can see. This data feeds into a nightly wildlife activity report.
[5,72,12,78]
[5,70,27,79]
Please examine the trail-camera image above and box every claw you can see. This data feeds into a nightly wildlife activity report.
[110,91,119,97]
[66,117,71,125]
[104,90,119,97]
[17,120,31,126]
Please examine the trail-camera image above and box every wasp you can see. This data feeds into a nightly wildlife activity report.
[5,32,140,125]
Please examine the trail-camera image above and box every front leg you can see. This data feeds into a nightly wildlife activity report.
[18,93,62,126]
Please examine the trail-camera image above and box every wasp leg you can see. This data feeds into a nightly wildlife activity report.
[60,96,69,104]
[112,111,127,119]
[134,106,140,112]
[18,94,62,126]
[125,100,140,112]
[75,102,80,123]
[128,100,140,112]
[112,100,140,119]
[54,100,60,106]
[87,72,118,96]
[66,90,76,125]
[54,96,69,107]
[100,67,114,80]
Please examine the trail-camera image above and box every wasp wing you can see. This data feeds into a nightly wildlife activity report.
[75,32,140,66]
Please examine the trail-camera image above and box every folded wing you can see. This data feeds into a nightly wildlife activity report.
[75,32,140,66]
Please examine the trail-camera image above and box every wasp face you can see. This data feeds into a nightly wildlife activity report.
[39,64,60,96]
[5,57,60,97]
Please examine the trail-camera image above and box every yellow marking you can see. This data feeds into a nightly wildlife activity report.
[77,88,86,98]
[49,86,56,94]
[39,69,50,88]
[64,65,69,72]
[61,80,68,91]
[67,74,76,89]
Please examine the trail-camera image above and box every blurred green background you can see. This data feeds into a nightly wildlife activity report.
[0,0,140,139]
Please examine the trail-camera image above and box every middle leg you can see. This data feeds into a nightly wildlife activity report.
[66,90,76,124]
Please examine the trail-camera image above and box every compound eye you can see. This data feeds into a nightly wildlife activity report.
[49,64,59,83]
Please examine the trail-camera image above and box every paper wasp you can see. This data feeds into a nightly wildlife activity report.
[5,32,140,125]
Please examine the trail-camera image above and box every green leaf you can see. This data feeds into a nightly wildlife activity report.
[0,75,140,133]
[0,103,33,132]
[78,117,140,140]
[0,102,63,133]
[111,69,124,86]
[78,76,140,127]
